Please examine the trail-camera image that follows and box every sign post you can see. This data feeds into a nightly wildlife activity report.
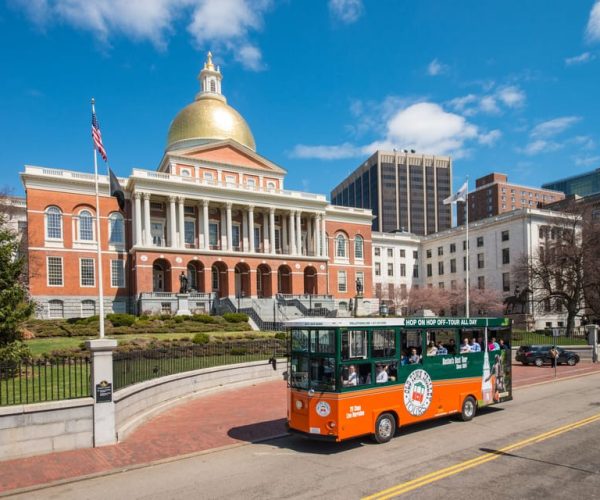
[552,328,560,378]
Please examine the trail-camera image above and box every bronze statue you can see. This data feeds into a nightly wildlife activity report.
[503,286,531,314]
[355,278,363,296]
[179,272,189,294]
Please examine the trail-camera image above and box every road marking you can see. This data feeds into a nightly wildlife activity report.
[363,412,600,500]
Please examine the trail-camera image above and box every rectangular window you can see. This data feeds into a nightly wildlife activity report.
[232,225,241,249]
[450,258,456,273]
[451,280,457,290]
[338,271,347,292]
[502,248,510,264]
[413,250,418,259]
[184,205,195,216]
[151,222,164,246]
[374,247,381,256]
[387,263,394,276]
[209,222,219,247]
[247,178,256,188]
[47,257,63,286]
[426,263,432,277]
[400,263,406,277]
[438,262,444,275]
[48,300,64,319]
[184,220,195,246]
[150,202,163,211]
[109,216,124,244]
[463,240,467,251]
[203,172,214,182]
[375,262,381,276]
[502,272,510,292]
[478,276,485,289]
[413,265,419,278]
[426,249,432,258]
[111,260,125,288]
[254,227,261,251]
[450,243,456,253]
[80,258,95,287]
[387,248,393,258]
[400,249,405,258]
[437,246,443,256]
[477,253,484,269]
[275,228,281,252]
[463,256,467,271]
[477,236,484,247]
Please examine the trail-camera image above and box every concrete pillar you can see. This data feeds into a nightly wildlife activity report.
[289,211,296,255]
[282,215,288,254]
[196,202,203,249]
[248,205,255,253]
[269,208,276,254]
[296,211,302,256]
[315,214,321,257]
[178,196,185,248]
[143,193,151,246]
[587,324,599,363]
[86,339,118,447]
[220,208,226,250]
[242,209,249,252]
[168,196,177,248]
[262,211,269,253]
[202,200,209,250]
[134,192,142,246]
[307,216,313,255]
[226,202,233,251]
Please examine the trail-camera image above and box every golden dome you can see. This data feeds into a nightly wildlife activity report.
[166,54,256,151]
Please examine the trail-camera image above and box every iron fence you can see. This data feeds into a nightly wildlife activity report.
[0,357,91,406]
[512,329,590,347]
[113,339,287,390]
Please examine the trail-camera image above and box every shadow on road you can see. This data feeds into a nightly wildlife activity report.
[479,447,598,474]
[228,406,506,455]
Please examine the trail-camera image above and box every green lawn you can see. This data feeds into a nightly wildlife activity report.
[512,330,588,346]
[25,331,276,356]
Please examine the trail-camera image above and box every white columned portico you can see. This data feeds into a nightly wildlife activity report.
[307,216,313,255]
[289,211,296,255]
[269,208,276,254]
[242,209,249,252]
[168,196,177,248]
[134,193,142,246]
[248,205,255,253]
[315,214,321,257]
[226,202,233,251]
[295,211,302,256]
[282,215,288,254]
[262,211,269,253]
[142,193,151,247]
[178,196,185,248]
[202,200,209,249]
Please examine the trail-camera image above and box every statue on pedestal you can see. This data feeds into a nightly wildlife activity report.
[179,272,189,294]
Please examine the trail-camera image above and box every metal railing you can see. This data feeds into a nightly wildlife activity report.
[0,357,91,406]
[113,339,286,390]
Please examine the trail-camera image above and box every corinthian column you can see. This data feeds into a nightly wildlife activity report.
[169,196,177,248]
[178,196,185,248]
[202,200,209,249]
[226,202,233,251]
[248,205,255,253]
[269,207,276,254]
[134,192,142,246]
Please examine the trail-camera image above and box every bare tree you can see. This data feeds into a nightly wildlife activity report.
[515,210,585,336]
[449,285,504,317]
[407,286,449,316]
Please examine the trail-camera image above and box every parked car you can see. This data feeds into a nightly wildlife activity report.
[516,345,580,367]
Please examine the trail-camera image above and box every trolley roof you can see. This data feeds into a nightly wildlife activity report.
[284,317,511,329]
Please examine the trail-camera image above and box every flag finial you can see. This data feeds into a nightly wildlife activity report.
[91,97,95,105]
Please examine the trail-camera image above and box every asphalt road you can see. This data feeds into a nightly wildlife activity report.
[12,373,600,500]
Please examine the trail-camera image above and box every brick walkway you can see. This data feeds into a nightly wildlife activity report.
[1,363,600,495]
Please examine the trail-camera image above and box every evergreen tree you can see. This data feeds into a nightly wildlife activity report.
[0,212,33,345]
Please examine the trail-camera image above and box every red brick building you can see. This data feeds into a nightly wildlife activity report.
[21,54,374,319]
[457,172,564,225]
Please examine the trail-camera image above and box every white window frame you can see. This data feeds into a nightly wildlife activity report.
[180,168,191,177]
[184,218,196,246]
[47,256,64,287]
[45,206,63,241]
[354,235,364,261]
[247,178,257,188]
[80,258,96,287]
[77,209,95,242]
[108,212,125,246]
[335,234,348,260]
[81,299,96,318]
[232,223,241,249]
[338,270,347,293]
[111,259,126,288]
[48,299,64,319]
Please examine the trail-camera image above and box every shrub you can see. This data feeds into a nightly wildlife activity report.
[230,347,247,356]
[106,313,136,327]
[274,332,286,341]
[192,333,210,344]
[174,316,185,323]
[191,314,217,324]
[159,314,172,321]
[0,342,32,377]
[223,312,249,323]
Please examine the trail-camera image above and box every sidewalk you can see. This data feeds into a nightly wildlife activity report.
[2,362,600,495]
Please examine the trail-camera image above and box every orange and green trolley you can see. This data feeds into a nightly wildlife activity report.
[286,317,512,443]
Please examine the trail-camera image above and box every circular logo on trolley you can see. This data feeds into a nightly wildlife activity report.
[315,401,331,417]
[403,369,433,416]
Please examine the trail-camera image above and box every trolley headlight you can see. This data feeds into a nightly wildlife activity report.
[326,420,336,429]
[295,399,303,410]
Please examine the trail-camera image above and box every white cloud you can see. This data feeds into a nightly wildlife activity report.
[328,0,363,24]
[565,51,595,65]
[530,116,580,138]
[571,135,596,150]
[586,1,600,43]
[427,59,448,76]
[522,140,562,156]
[478,129,502,146]
[575,155,600,166]
[11,0,272,70]
[496,85,526,108]
[448,85,525,116]
[290,143,363,160]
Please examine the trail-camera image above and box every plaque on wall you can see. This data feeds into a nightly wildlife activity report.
[95,380,113,403]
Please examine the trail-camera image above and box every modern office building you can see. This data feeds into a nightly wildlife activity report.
[331,151,452,236]
[542,168,600,197]
[457,172,564,225]
[20,54,375,320]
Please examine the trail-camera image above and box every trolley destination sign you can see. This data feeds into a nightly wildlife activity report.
[403,317,510,328]
[285,317,511,329]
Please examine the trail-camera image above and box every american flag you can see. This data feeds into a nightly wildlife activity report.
[92,111,108,162]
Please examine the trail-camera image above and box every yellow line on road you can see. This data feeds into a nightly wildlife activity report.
[363,412,600,500]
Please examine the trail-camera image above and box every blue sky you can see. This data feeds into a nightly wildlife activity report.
[1,0,600,198]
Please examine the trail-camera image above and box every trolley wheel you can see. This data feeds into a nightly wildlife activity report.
[460,396,477,422]
[373,412,396,444]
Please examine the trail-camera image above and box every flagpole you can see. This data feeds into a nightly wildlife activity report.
[92,98,106,339]
[465,175,470,318]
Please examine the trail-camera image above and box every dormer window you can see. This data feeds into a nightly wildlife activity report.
[210,80,216,92]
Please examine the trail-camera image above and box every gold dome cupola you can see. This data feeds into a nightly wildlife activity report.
[166,52,256,152]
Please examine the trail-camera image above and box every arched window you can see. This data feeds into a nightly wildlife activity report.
[48,299,64,319]
[109,213,124,244]
[210,79,216,92]
[81,300,96,317]
[354,235,364,260]
[46,206,62,239]
[336,234,348,259]
[79,210,94,241]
